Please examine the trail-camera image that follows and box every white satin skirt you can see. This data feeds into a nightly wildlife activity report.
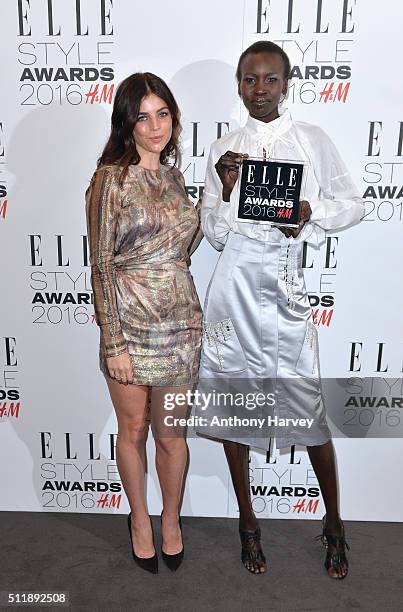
[194,231,331,450]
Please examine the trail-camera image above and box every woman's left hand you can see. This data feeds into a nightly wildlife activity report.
[279,200,312,238]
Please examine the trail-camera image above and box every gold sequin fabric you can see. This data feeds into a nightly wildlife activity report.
[85,163,202,386]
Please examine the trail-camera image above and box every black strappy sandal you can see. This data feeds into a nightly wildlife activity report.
[239,524,267,574]
[317,515,350,580]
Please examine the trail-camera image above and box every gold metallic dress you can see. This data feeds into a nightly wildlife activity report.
[85,163,202,386]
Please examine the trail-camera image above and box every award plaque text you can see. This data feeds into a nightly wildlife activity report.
[238,158,306,228]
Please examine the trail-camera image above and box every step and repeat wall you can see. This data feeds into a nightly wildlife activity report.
[1,0,402,521]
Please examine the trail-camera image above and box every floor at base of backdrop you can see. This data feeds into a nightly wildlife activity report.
[0,512,401,612]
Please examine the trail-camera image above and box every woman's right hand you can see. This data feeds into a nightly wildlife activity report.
[215,151,248,202]
[106,351,134,385]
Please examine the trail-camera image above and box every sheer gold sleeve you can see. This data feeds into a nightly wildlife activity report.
[188,198,204,255]
[85,166,127,358]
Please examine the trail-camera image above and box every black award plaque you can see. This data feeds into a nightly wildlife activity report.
[237,158,307,228]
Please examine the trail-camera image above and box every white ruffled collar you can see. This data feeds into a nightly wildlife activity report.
[245,109,293,138]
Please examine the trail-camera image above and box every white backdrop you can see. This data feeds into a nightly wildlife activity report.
[0,0,402,521]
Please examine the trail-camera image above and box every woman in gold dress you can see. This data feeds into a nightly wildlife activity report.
[86,73,202,573]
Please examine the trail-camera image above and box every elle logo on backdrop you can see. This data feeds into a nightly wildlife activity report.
[39,432,122,511]
[17,0,114,36]
[362,121,403,224]
[28,235,95,325]
[0,337,20,418]
[251,0,357,105]
[16,0,115,106]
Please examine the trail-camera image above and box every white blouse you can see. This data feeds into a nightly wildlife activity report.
[201,110,364,249]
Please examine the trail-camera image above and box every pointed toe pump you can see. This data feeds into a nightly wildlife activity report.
[127,513,158,574]
[160,512,184,571]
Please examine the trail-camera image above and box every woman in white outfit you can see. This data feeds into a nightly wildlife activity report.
[196,41,364,577]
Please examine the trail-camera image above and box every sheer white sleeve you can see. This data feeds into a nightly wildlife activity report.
[297,128,364,246]
[200,146,233,251]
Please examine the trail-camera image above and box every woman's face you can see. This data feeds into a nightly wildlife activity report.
[133,93,172,161]
[238,52,288,123]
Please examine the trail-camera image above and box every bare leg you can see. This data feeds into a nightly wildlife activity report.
[106,377,155,558]
[150,384,192,555]
[307,440,348,578]
[223,441,255,529]
[223,440,266,574]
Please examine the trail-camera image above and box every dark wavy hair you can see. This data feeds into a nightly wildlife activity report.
[98,72,181,183]
[236,40,291,84]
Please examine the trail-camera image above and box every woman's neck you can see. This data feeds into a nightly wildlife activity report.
[251,109,280,124]
[138,152,160,170]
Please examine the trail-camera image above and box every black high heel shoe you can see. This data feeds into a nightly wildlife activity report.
[317,514,350,580]
[127,512,158,574]
[160,511,184,571]
[239,524,266,574]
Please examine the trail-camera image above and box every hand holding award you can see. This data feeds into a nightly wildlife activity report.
[215,150,248,202]
[237,157,308,231]
[279,199,312,238]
